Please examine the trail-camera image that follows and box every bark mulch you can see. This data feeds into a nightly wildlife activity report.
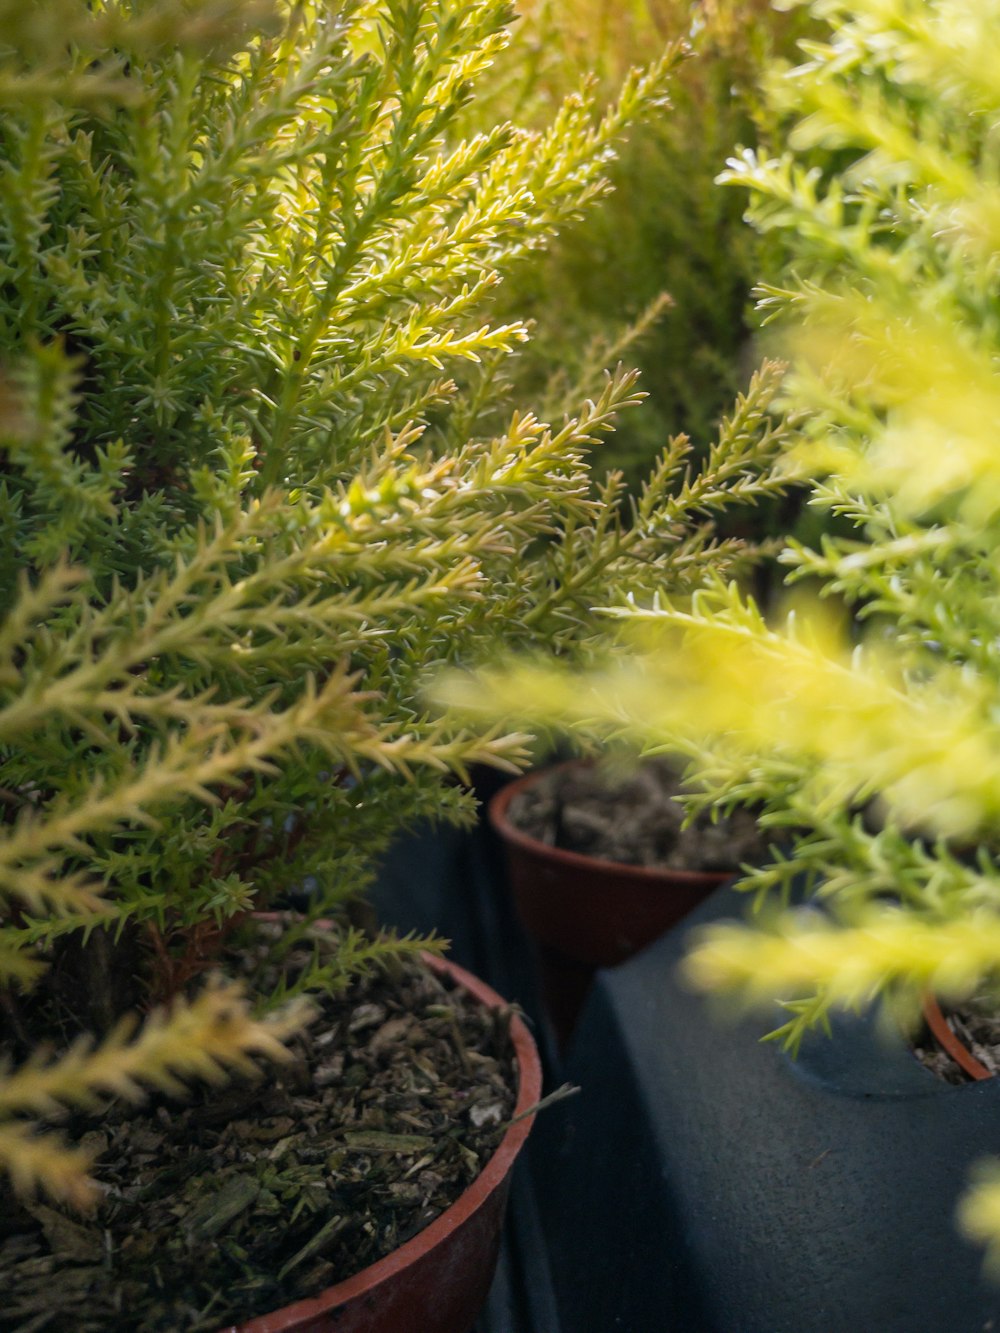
[0,934,518,1332]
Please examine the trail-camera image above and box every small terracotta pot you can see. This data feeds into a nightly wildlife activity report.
[222,952,541,1333]
[488,762,731,1041]
[923,994,993,1081]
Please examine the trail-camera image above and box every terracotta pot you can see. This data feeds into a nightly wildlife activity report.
[488,762,731,1041]
[923,993,993,1081]
[221,952,542,1333]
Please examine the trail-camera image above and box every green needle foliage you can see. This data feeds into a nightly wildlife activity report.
[0,0,791,1208]
[449,0,1000,1265]
[464,0,815,487]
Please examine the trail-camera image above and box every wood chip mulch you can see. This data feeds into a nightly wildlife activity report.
[0,944,519,1332]
[915,1002,1000,1084]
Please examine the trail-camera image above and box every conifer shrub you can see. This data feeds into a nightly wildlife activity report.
[454,0,1000,1263]
[469,0,814,487]
[0,0,793,1211]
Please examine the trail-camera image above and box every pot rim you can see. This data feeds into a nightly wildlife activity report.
[922,993,993,1081]
[224,949,542,1333]
[488,759,732,887]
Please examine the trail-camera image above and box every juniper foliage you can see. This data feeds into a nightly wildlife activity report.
[0,0,791,1208]
[467,0,814,486]
[452,0,1000,1263]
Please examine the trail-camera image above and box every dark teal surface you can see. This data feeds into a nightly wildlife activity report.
[534,882,1000,1332]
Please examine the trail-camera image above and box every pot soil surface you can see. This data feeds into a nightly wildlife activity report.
[0,932,517,1332]
[508,759,766,872]
[915,1001,1000,1084]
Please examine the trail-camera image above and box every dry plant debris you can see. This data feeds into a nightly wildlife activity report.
[0,951,517,1331]
[509,759,766,871]
[915,1003,1000,1085]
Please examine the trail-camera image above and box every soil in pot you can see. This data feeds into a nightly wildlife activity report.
[506,757,766,872]
[915,998,1000,1084]
[492,759,770,1047]
[0,927,520,1332]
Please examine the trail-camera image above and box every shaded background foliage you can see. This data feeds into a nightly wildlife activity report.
[0,0,792,1210]
[469,0,817,488]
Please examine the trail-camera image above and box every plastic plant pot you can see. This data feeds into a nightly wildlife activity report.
[221,953,541,1333]
[488,762,730,1041]
[923,994,993,1082]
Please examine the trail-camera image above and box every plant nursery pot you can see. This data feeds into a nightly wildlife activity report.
[488,763,730,1040]
[923,993,994,1081]
[223,951,542,1333]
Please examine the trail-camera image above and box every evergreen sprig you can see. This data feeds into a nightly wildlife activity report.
[0,0,786,1209]
[450,0,1000,1263]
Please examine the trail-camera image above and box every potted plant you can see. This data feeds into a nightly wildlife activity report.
[435,0,806,1045]
[487,665,767,1046]
[0,2,797,1328]
[448,0,1000,1324]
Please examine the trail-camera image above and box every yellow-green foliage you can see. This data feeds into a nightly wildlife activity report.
[467,0,813,484]
[0,0,792,1208]
[448,0,1000,1260]
[0,982,308,1209]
